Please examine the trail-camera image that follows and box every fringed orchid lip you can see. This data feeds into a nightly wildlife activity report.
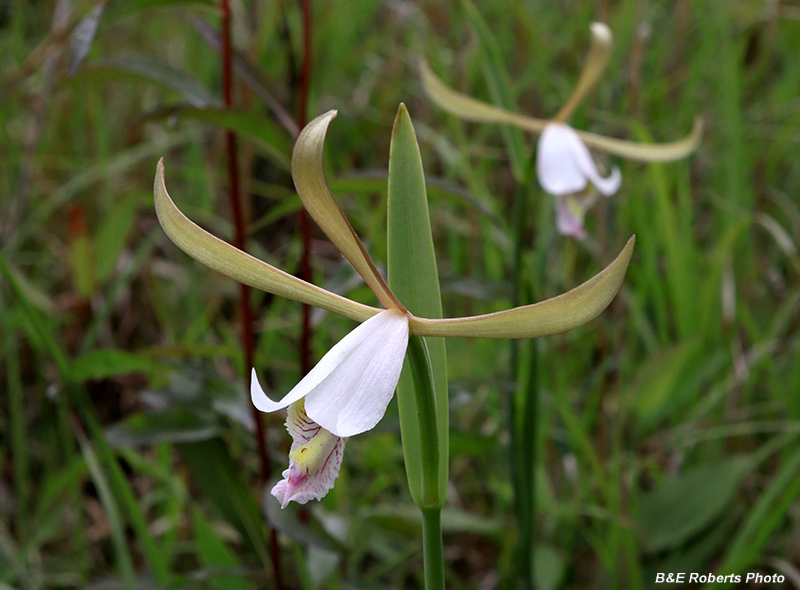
[271,401,347,508]
[556,191,599,241]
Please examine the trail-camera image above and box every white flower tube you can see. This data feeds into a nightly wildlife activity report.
[251,309,410,438]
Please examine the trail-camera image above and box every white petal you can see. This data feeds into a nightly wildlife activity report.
[536,123,621,196]
[251,366,306,413]
[251,309,409,438]
[304,309,409,437]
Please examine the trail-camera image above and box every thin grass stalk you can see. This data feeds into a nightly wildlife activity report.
[0,253,169,582]
[6,333,29,543]
[57,353,90,581]
[509,180,538,589]
[220,1,282,586]
[297,0,313,375]
[519,339,539,586]
[71,416,137,590]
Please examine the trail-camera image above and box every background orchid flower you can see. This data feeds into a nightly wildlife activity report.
[153,107,635,507]
[420,21,702,239]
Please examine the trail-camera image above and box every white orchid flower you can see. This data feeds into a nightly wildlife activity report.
[421,22,702,239]
[537,122,620,239]
[252,308,409,505]
[154,109,636,507]
[536,123,621,198]
[251,309,409,438]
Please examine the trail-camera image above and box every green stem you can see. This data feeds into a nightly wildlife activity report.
[6,333,29,543]
[407,335,445,590]
[422,508,445,590]
[509,180,536,590]
[406,335,440,507]
[518,339,539,588]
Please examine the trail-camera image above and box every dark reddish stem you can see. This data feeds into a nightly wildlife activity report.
[220,1,282,587]
[297,0,313,376]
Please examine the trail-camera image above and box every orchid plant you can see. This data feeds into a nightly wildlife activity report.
[153,105,634,588]
[420,21,702,239]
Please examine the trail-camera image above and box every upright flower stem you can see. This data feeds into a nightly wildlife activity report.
[421,508,445,590]
[406,335,445,590]
[219,1,282,587]
[509,180,538,590]
[407,336,440,504]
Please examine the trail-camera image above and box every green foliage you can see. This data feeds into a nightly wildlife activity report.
[193,509,256,590]
[388,105,448,509]
[638,457,752,553]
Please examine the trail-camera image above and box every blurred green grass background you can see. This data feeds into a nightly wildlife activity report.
[2,0,800,588]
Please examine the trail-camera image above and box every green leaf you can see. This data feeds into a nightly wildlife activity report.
[94,193,139,283]
[75,54,217,107]
[387,104,448,508]
[460,0,529,182]
[192,509,255,590]
[35,456,88,522]
[362,504,503,536]
[638,457,751,552]
[262,490,343,551]
[79,435,137,590]
[152,107,292,170]
[69,4,104,76]
[106,408,220,447]
[102,0,215,25]
[626,339,700,423]
[68,210,95,296]
[70,349,164,382]
[534,545,566,590]
[720,443,800,572]
[179,438,269,561]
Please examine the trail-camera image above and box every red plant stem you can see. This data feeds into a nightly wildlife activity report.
[220,0,269,486]
[298,0,313,376]
[220,1,282,587]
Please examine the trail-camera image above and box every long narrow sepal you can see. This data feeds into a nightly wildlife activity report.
[153,159,380,322]
[553,22,614,122]
[576,117,704,162]
[420,59,549,133]
[408,236,635,338]
[421,60,702,162]
[292,111,406,312]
